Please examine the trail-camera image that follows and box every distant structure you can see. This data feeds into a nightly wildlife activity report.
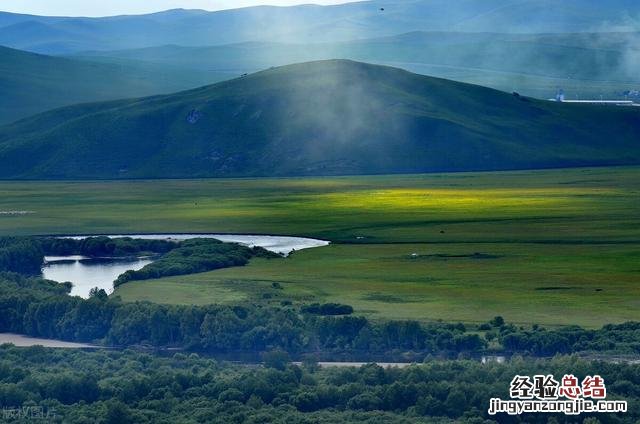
[549,88,639,107]
[624,90,639,99]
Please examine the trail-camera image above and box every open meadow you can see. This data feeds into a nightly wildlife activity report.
[1,166,638,327]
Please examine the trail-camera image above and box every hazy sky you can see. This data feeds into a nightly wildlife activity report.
[1,1,359,17]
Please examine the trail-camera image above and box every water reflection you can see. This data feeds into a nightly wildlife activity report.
[42,256,154,298]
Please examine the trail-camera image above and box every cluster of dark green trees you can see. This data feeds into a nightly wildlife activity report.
[0,237,44,275]
[40,236,176,257]
[114,238,278,286]
[0,346,636,423]
[499,322,640,356]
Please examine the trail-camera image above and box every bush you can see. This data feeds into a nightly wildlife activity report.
[262,350,291,370]
[348,392,382,411]
[0,237,44,275]
[219,388,245,403]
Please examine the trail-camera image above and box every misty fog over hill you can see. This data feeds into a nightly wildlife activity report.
[0,60,638,179]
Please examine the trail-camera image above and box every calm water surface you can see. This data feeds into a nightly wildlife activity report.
[43,257,155,298]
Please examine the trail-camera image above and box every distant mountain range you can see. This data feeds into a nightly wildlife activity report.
[78,31,640,98]
[0,60,638,180]
[1,0,639,54]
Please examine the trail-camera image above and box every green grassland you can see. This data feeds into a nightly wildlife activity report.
[115,242,640,327]
[1,166,639,327]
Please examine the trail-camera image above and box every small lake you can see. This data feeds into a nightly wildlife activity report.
[43,256,155,298]
[42,234,329,298]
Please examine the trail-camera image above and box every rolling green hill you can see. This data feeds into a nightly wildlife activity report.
[0,45,236,124]
[0,60,638,179]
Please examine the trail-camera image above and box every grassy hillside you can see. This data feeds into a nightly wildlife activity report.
[0,60,638,179]
[79,31,640,100]
[0,46,236,124]
[1,1,639,54]
[0,166,637,326]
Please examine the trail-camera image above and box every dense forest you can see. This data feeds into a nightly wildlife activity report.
[0,346,636,423]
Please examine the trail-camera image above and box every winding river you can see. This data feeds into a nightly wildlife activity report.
[42,234,329,298]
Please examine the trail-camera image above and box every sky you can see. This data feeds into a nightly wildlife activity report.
[0,0,359,17]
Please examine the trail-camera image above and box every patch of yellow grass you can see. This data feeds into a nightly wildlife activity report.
[309,188,610,212]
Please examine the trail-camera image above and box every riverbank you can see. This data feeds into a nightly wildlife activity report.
[0,333,100,349]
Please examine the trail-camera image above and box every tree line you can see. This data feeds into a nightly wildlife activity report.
[2,271,640,359]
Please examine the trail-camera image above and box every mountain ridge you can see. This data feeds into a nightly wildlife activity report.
[1,1,638,54]
[74,31,640,100]
[0,60,638,180]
